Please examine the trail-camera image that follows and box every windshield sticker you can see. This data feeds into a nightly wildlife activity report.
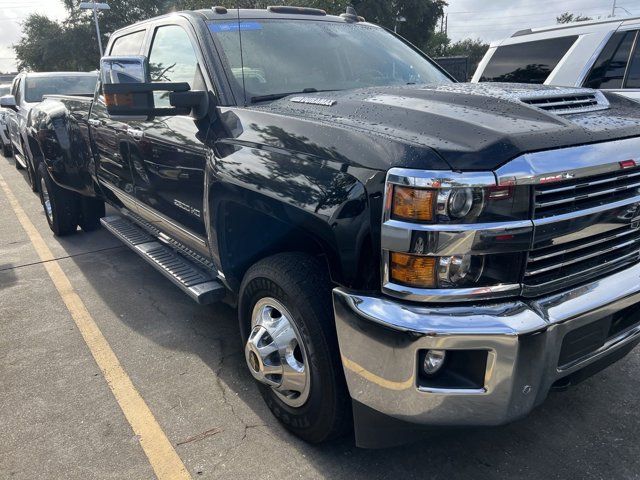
[209,22,263,33]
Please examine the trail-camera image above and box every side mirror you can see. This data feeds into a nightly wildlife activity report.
[100,56,209,120]
[0,95,17,112]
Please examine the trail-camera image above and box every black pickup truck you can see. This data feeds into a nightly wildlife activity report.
[21,6,640,448]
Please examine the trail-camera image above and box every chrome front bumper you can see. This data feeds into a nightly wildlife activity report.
[334,262,640,427]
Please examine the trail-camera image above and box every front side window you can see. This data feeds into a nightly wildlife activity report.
[480,36,578,84]
[24,75,98,103]
[626,34,640,88]
[208,19,451,102]
[110,30,146,56]
[585,31,636,89]
[148,25,205,108]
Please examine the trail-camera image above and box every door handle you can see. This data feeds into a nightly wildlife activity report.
[88,119,101,127]
[127,127,144,140]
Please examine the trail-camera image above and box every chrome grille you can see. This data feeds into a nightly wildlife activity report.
[524,223,640,295]
[534,166,640,219]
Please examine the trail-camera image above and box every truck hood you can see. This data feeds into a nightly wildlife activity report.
[256,83,640,171]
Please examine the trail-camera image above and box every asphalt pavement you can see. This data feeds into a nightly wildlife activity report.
[1,152,639,479]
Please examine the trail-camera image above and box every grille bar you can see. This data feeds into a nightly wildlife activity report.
[525,249,640,290]
[536,171,640,196]
[534,165,640,218]
[535,180,640,208]
[525,236,640,277]
[528,226,639,263]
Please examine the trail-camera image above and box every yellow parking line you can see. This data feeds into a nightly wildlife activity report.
[0,174,191,480]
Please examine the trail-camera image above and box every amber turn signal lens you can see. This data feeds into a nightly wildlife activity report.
[390,253,436,288]
[391,186,435,222]
[105,92,134,107]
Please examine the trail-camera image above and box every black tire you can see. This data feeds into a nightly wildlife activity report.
[37,162,79,236]
[239,253,351,444]
[2,142,12,158]
[79,196,105,232]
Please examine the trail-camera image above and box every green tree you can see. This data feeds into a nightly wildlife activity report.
[14,15,67,71]
[446,38,489,74]
[556,12,592,24]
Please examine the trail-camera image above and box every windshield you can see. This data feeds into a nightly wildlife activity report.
[0,85,10,97]
[208,19,451,102]
[24,74,98,103]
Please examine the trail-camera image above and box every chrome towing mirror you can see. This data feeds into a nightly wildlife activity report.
[100,55,209,120]
[0,95,17,112]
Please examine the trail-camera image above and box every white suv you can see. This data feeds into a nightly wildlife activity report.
[472,16,640,102]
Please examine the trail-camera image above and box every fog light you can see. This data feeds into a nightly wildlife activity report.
[423,349,447,376]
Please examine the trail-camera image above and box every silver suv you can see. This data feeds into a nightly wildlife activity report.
[472,16,640,102]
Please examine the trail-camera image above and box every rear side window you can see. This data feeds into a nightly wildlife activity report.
[584,31,636,89]
[480,36,578,84]
[626,36,640,88]
[110,30,146,56]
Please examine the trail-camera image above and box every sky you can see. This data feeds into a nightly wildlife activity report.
[0,0,638,72]
[446,0,638,43]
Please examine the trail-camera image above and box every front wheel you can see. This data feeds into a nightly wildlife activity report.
[37,162,79,236]
[239,253,351,444]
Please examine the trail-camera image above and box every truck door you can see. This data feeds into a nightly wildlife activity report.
[91,29,148,212]
[128,22,210,254]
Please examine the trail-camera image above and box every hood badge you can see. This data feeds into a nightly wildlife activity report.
[290,96,336,106]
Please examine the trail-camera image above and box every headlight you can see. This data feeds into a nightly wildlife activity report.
[388,182,528,224]
[382,168,532,301]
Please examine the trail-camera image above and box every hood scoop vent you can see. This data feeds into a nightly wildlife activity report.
[520,91,609,115]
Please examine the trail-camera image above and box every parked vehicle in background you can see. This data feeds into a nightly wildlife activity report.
[0,71,97,189]
[472,16,640,102]
[20,7,640,448]
[0,83,12,157]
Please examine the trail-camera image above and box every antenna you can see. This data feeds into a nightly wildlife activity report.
[236,2,247,106]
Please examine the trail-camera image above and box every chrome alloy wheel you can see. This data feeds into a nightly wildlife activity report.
[245,297,311,408]
[40,177,53,223]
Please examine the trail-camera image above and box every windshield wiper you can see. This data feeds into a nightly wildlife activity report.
[250,88,335,104]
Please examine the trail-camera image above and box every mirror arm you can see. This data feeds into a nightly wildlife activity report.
[169,91,209,120]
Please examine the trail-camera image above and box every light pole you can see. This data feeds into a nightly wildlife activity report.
[610,0,633,17]
[79,1,110,57]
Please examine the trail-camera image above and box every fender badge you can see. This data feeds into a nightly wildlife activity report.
[290,96,336,106]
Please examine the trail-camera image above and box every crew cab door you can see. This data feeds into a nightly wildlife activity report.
[91,29,148,209]
[129,22,210,253]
